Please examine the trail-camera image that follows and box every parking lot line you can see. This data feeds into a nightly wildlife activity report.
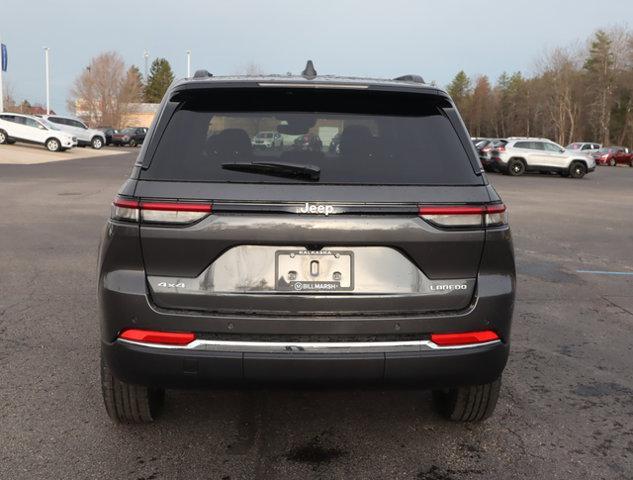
[576,270,633,276]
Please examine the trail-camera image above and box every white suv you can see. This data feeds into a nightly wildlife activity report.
[490,137,596,179]
[0,113,77,152]
[41,115,106,149]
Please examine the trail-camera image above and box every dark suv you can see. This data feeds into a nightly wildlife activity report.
[98,65,515,424]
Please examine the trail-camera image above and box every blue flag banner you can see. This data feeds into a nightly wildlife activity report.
[1,44,7,72]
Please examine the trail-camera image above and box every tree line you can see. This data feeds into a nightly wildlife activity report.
[447,27,633,147]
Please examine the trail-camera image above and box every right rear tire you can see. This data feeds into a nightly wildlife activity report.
[507,159,525,176]
[432,377,501,422]
[100,351,165,423]
[45,138,61,152]
[569,161,587,179]
[91,136,104,149]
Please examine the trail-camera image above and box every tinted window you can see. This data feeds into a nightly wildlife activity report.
[543,143,561,152]
[48,117,64,125]
[24,118,42,128]
[514,141,532,149]
[142,89,479,185]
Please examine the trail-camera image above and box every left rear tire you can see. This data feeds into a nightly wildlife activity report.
[100,350,165,423]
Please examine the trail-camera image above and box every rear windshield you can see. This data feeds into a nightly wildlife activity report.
[142,89,479,185]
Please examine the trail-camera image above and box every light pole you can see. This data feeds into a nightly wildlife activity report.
[143,50,149,80]
[44,47,50,115]
[0,34,4,113]
[186,50,191,77]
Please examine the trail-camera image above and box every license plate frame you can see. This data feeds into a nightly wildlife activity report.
[275,250,354,292]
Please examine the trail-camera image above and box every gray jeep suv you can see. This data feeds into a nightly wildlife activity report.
[98,64,515,424]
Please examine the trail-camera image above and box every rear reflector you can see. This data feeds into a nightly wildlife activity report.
[111,197,212,224]
[419,204,507,228]
[431,330,499,346]
[119,329,196,346]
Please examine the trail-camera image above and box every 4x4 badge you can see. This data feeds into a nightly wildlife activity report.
[157,281,186,288]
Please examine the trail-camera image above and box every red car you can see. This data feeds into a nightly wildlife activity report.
[593,147,633,167]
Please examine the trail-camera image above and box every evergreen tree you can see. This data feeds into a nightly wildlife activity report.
[144,58,175,103]
[584,30,615,144]
[447,71,471,107]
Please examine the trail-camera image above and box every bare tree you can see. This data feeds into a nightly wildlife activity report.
[67,52,143,128]
[2,78,16,110]
[537,47,583,145]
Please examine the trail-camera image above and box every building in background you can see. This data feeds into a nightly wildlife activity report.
[122,103,159,128]
[73,100,158,128]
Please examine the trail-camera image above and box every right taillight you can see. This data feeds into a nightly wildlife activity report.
[484,204,508,227]
[419,204,507,228]
[111,197,213,224]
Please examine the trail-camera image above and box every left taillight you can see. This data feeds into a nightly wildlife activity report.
[419,204,508,228]
[112,198,140,222]
[111,197,213,224]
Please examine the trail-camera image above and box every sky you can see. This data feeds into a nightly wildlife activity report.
[1,0,632,114]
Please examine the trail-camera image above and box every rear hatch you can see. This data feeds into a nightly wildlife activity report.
[133,85,491,315]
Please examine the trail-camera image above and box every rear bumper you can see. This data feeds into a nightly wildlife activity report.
[103,337,509,388]
[98,217,515,389]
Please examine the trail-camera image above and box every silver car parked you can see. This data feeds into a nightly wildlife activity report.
[566,142,602,157]
[490,137,596,178]
[41,115,106,149]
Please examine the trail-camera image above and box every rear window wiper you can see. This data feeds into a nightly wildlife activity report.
[221,161,321,181]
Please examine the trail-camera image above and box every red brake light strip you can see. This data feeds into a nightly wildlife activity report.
[431,330,499,346]
[119,329,196,346]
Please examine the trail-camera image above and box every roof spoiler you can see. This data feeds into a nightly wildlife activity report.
[193,69,213,78]
[393,74,425,84]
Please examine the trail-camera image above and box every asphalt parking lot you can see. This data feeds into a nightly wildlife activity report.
[1,150,632,480]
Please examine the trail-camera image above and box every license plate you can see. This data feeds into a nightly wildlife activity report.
[275,250,354,292]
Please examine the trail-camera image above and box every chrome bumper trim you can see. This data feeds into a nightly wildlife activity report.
[117,338,501,354]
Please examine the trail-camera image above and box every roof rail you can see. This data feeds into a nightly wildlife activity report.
[193,69,213,78]
[394,74,425,84]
